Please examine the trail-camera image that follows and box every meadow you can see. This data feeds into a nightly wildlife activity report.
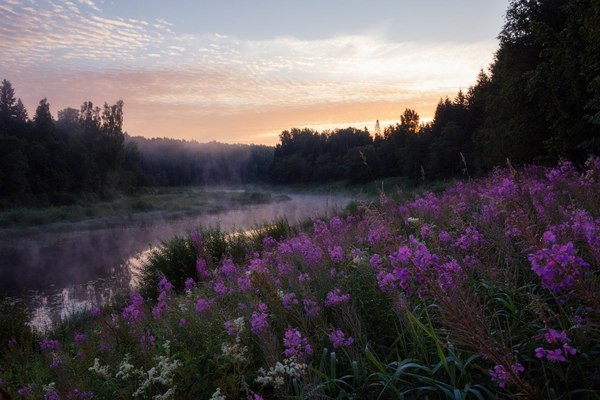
[1,157,599,399]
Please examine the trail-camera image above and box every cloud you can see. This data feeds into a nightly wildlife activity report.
[0,1,498,144]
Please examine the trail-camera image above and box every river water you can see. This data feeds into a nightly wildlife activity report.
[0,193,351,330]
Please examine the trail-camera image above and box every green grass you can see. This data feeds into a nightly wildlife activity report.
[0,187,275,230]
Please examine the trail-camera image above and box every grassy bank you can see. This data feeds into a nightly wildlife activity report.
[1,158,599,399]
[0,188,277,230]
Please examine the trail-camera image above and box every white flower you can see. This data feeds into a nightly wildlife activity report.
[209,388,226,400]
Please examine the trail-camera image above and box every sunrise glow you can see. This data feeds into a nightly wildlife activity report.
[0,0,508,144]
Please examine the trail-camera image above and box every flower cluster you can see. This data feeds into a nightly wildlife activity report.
[534,329,576,362]
[328,328,354,349]
[489,363,524,388]
[283,328,313,359]
[528,241,589,292]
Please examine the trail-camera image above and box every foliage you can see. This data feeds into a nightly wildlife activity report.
[1,158,599,399]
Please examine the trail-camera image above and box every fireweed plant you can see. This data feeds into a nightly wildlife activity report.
[1,157,599,399]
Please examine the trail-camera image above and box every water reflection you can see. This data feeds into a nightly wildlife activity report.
[0,193,351,331]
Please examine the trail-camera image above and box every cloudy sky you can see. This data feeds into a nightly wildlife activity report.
[0,0,508,144]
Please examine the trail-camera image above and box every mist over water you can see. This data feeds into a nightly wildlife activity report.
[0,192,352,329]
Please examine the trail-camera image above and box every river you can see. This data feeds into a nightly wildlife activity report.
[0,192,352,330]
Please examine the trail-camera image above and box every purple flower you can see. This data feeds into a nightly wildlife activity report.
[195,298,211,314]
[251,303,269,334]
[303,298,321,316]
[140,334,155,351]
[329,328,354,349]
[528,242,589,291]
[157,276,174,293]
[488,363,523,389]
[283,328,313,359]
[91,307,102,318]
[213,280,229,296]
[225,319,244,338]
[50,354,64,369]
[44,389,60,400]
[369,254,383,271]
[281,292,299,310]
[39,339,61,352]
[544,329,569,345]
[74,332,86,344]
[196,258,210,279]
[438,230,451,244]
[390,246,412,266]
[218,259,238,278]
[184,278,196,291]
[298,273,312,283]
[534,347,545,359]
[179,318,186,327]
[545,349,567,362]
[328,246,344,263]
[18,386,31,396]
[324,288,351,307]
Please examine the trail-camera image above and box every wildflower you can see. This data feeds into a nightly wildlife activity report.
[50,354,64,369]
[221,342,248,363]
[438,230,451,244]
[488,363,524,389]
[184,278,195,291]
[44,389,60,400]
[369,254,383,271]
[298,273,312,283]
[283,328,313,359]
[419,224,431,239]
[74,332,86,344]
[140,334,155,351]
[534,328,576,362]
[328,328,354,349]
[528,242,589,291]
[191,230,203,248]
[281,292,299,310]
[8,338,17,347]
[39,339,61,352]
[179,318,186,327]
[302,298,320,316]
[195,298,211,314]
[196,258,209,279]
[91,307,102,318]
[390,245,412,266]
[328,246,344,263]
[123,292,145,324]
[234,274,250,292]
[18,385,31,396]
[115,355,135,380]
[89,358,111,379]
[219,259,238,278]
[224,317,245,338]
[209,388,226,400]
[545,349,567,362]
[213,280,229,297]
[157,276,174,293]
[251,303,269,334]
[324,288,351,307]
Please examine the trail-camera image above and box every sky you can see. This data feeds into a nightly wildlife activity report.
[0,0,509,145]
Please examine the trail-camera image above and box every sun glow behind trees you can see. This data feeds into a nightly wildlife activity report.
[0,0,503,144]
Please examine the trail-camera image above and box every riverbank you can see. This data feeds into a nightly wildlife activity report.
[0,187,281,236]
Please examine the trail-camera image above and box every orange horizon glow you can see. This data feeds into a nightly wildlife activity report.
[1,1,502,146]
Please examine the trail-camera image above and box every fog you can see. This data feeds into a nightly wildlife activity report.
[0,193,352,330]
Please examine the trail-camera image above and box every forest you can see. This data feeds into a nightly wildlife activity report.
[1,0,598,207]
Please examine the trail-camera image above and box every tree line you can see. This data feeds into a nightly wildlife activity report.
[1,0,598,207]
[270,0,599,184]
[0,81,273,208]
